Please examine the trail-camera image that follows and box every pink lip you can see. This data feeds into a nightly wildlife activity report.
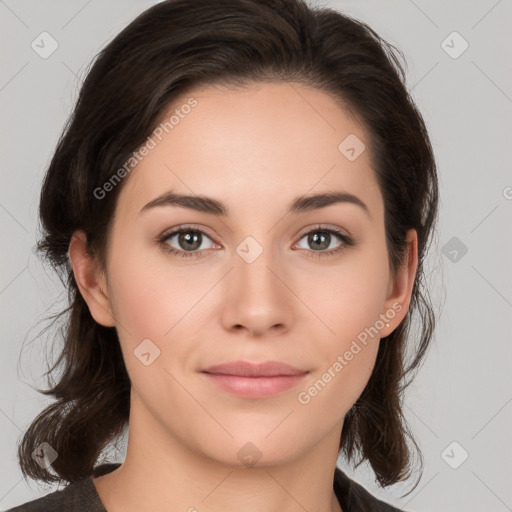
[200,360,309,398]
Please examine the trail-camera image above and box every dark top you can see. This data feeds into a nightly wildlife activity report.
[7,462,408,511]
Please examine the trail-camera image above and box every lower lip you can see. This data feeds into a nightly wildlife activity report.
[201,372,308,398]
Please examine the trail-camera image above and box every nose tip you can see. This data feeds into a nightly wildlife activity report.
[222,255,293,337]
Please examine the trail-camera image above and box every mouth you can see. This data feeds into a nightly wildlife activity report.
[200,360,309,399]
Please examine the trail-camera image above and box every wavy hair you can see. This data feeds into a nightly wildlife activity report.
[18,0,439,490]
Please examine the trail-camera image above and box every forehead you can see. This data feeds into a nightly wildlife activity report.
[115,81,383,222]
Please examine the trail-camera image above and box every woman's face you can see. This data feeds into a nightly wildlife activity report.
[73,81,416,467]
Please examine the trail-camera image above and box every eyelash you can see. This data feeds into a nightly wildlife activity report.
[156,224,355,259]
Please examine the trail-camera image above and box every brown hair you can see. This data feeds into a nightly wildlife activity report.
[18,0,438,490]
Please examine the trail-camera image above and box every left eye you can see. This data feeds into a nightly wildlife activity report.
[295,229,345,252]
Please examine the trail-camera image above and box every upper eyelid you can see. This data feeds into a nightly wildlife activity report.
[160,224,217,243]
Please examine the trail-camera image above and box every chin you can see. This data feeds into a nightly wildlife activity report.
[196,433,306,469]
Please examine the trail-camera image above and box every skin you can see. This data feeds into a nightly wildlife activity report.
[69,81,418,512]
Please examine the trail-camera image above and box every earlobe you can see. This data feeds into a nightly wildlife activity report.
[380,229,419,337]
[68,230,116,327]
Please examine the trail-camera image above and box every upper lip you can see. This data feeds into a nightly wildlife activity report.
[201,360,308,377]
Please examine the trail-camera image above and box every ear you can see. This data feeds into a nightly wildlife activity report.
[379,228,418,337]
[68,230,116,327]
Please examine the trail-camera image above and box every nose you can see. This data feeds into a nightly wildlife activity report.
[221,245,294,337]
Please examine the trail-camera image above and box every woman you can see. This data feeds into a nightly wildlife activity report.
[9,0,438,510]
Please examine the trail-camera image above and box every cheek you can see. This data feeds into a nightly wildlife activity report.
[296,244,389,405]
[105,240,206,372]
[107,230,202,324]
[303,245,390,343]
[296,340,379,432]
[296,270,384,420]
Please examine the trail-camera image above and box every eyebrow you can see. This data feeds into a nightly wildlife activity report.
[140,189,370,217]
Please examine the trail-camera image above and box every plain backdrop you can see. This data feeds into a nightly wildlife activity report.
[1,1,511,511]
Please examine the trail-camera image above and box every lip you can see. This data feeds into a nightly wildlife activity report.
[202,360,307,377]
[200,360,309,399]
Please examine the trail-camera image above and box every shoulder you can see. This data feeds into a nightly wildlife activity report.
[5,479,93,512]
[5,464,120,512]
[334,467,410,512]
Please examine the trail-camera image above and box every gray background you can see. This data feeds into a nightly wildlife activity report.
[1,1,511,510]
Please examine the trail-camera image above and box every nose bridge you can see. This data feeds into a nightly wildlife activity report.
[236,239,276,292]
